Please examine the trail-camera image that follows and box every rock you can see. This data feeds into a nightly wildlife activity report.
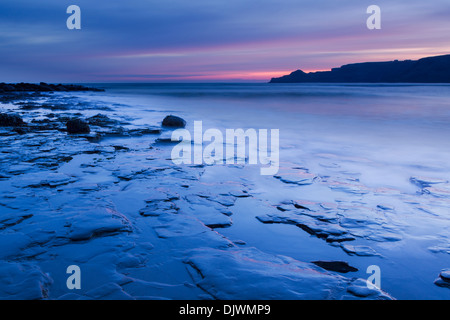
[85,282,134,300]
[410,176,448,188]
[153,215,233,248]
[66,118,90,134]
[341,244,379,257]
[87,114,119,127]
[376,204,395,211]
[0,233,34,259]
[112,145,130,151]
[0,82,103,92]
[228,190,250,198]
[0,212,32,230]
[276,205,290,212]
[162,115,186,128]
[328,180,370,195]
[422,186,450,198]
[366,232,402,242]
[440,269,450,281]
[312,261,358,273]
[274,172,316,185]
[185,247,344,299]
[0,261,53,299]
[144,189,180,203]
[292,201,311,210]
[207,194,236,207]
[13,127,29,134]
[184,204,233,228]
[68,207,132,241]
[0,113,25,127]
[326,235,356,243]
[429,243,450,255]
[11,172,75,188]
[434,269,450,288]
[0,84,15,91]
[185,247,392,300]
[256,212,350,243]
[139,201,178,217]
[434,278,450,288]
[126,127,161,136]
[82,133,102,142]
[346,279,386,298]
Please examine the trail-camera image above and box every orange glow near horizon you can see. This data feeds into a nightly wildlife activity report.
[94,68,351,82]
[95,70,296,82]
[179,70,293,81]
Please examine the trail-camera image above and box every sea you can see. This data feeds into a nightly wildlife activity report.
[72,83,450,299]
[3,83,450,299]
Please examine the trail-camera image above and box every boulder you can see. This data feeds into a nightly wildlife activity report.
[162,115,186,128]
[0,113,25,126]
[434,268,450,288]
[66,118,90,134]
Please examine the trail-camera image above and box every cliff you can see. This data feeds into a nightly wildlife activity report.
[270,54,450,83]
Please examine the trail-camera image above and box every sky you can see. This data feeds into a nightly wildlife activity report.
[0,0,449,82]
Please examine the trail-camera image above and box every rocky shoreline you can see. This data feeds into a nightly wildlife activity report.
[0,86,168,140]
[0,86,448,299]
[0,82,103,93]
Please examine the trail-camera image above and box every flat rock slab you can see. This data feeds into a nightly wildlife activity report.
[0,261,52,299]
[153,214,233,249]
[68,208,133,241]
[341,244,379,257]
[185,247,391,300]
[11,172,76,188]
[274,172,317,185]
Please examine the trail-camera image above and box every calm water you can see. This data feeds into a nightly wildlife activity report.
[85,83,450,191]
[74,83,450,299]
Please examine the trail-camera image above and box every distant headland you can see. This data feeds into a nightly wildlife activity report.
[269,54,450,83]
